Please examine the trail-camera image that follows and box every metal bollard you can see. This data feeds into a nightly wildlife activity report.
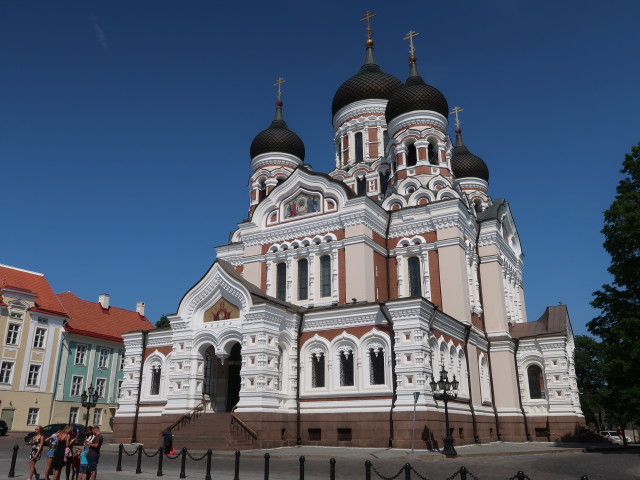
[329,458,336,480]
[459,466,467,480]
[515,472,527,480]
[205,449,212,480]
[180,448,187,479]
[157,447,164,476]
[233,450,240,480]
[116,444,123,472]
[404,463,411,480]
[136,445,143,474]
[365,460,372,480]
[8,444,19,478]
[580,477,589,480]
[299,456,305,480]
[264,453,270,480]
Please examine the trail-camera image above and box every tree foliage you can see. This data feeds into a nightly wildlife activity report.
[588,142,640,424]
[155,314,170,328]
[573,335,607,426]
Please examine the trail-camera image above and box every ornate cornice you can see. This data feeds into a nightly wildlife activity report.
[251,153,302,172]
[387,111,448,138]
[332,100,387,130]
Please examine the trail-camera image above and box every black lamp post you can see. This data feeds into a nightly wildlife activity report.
[80,384,100,429]
[430,364,460,457]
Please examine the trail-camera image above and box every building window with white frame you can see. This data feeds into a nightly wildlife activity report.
[297,259,309,301]
[95,378,106,398]
[527,364,545,399]
[0,362,14,384]
[311,352,325,388]
[5,323,20,345]
[98,348,109,368]
[27,408,39,425]
[93,408,103,426]
[408,257,422,297]
[33,327,47,349]
[119,351,125,371]
[319,255,331,298]
[150,365,161,395]
[117,379,123,399]
[75,344,88,365]
[369,346,385,385]
[27,364,41,386]
[276,262,287,301]
[69,407,79,424]
[338,348,355,387]
[70,376,83,396]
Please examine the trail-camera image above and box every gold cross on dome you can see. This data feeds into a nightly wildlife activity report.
[450,106,464,129]
[403,30,420,56]
[360,11,377,38]
[274,77,286,101]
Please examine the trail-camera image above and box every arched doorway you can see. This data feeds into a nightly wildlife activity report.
[202,343,242,412]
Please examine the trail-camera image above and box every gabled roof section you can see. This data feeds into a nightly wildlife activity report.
[510,305,569,339]
[57,291,154,342]
[0,264,68,317]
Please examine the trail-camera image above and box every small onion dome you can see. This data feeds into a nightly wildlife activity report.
[385,56,448,123]
[332,39,403,117]
[451,128,489,182]
[250,101,305,160]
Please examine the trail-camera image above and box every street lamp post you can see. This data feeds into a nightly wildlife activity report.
[430,364,460,457]
[80,384,100,429]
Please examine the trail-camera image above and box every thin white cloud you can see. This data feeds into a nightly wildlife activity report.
[90,16,108,51]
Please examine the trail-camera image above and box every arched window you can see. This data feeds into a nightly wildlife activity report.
[527,365,545,399]
[379,171,389,196]
[276,262,287,301]
[337,141,342,165]
[277,346,283,391]
[257,180,266,201]
[406,143,417,167]
[408,257,421,297]
[355,132,364,162]
[320,255,331,298]
[298,259,308,301]
[357,176,366,195]
[311,351,325,388]
[383,130,389,153]
[428,143,437,165]
[480,356,491,402]
[150,364,161,395]
[339,348,354,386]
[369,346,385,385]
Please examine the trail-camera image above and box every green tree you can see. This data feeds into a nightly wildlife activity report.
[589,142,640,429]
[155,314,170,328]
[574,335,607,427]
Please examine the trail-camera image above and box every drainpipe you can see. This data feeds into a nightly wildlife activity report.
[513,339,531,441]
[379,304,396,447]
[131,330,148,443]
[296,312,304,445]
[462,325,479,443]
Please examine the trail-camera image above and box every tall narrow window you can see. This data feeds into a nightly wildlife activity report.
[354,132,364,162]
[369,347,385,385]
[336,141,342,165]
[383,130,389,154]
[277,346,283,391]
[276,262,287,301]
[356,176,366,195]
[297,259,309,300]
[93,408,103,426]
[33,327,47,349]
[95,378,106,398]
[68,407,79,424]
[0,362,14,384]
[527,365,545,399]
[75,345,88,365]
[27,408,39,425]
[312,352,325,388]
[406,143,417,167]
[98,348,109,368]
[320,255,331,298]
[150,366,161,395]
[408,257,422,297]
[339,349,354,386]
[70,376,83,396]
[27,365,41,386]
[428,143,437,164]
[5,324,20,345]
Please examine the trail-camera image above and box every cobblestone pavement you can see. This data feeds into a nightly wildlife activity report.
[1,432,638,480]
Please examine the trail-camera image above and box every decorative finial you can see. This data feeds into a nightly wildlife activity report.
[274,77,286,103]
[360,11,377,40]
[403,30,420,57]
[450,106,464,130]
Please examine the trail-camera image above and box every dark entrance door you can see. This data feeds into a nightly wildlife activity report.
[226,343,242,411]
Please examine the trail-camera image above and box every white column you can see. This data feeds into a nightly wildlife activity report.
[265,261,272,297]
[286,257,293,303]
[331,248,339,303]
[396,255,404,297]
[421,249,431,301]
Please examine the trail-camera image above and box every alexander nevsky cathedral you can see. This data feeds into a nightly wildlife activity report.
[113,18,583,450]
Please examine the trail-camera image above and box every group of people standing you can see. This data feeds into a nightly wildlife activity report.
[26,425,103,480]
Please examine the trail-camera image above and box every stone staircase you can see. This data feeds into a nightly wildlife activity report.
[170,412,257,451]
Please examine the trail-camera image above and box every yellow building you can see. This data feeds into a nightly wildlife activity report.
[0,265,68,432]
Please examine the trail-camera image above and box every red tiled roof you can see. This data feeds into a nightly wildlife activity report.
[0,264,68,317]
[57,291,155,342]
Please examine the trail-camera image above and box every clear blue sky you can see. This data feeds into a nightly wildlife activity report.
[2,1,638,335]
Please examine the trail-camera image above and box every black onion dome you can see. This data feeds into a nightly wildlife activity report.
[332,40,403,117]
[451,129,489,182]
[385,57,449,122]
[250,101,305,160]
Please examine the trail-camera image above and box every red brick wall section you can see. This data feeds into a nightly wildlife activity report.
[300,325,390,344]
[429,250,442,308]
[389,257,399,299]
[368,128,378,158]
[144,345,173,360]
[374,252,388,302]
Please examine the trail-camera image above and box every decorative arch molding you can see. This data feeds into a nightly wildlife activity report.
[381,194,408,210]
[176,261,253,324]
[435,187,461,201]
[396,235,427,248]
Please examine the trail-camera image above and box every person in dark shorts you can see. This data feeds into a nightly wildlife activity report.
[85,427,103,480]
[162,428,173,455]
